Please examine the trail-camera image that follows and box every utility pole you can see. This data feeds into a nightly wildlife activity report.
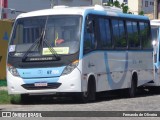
[154,0,158,19]
[50,0,54,8]
[0,0,3,19]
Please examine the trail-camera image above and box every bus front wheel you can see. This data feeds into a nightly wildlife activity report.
[80,79,96,103]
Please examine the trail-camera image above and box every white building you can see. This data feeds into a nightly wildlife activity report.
[128,0,154,15]
[93,0,127,5]
[128,0,155,19]
[3,0,156,20]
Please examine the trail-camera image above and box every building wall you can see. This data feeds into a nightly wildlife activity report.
[128,0,139,14]
[128,0,154,16]
[141,0,154,14]
[7,0,91,19]
[92,0,127,5]
[8,0,51,19]
[54,0,91,6]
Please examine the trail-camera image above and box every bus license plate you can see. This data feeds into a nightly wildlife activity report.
[34,83,48,87]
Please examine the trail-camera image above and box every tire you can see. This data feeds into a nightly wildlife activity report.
[75,79,96,103]
[129,77,137,98]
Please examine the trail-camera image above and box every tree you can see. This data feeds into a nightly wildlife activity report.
[103,0,130,14]
[139,11,144,16]
[121,3,129,13]
[113,0,121,8]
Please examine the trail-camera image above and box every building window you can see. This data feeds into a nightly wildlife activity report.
[123,0,128,3]
[145,1,148,7]
[150,2,154,5]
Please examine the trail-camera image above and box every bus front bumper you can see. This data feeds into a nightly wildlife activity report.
[7,68,82,95]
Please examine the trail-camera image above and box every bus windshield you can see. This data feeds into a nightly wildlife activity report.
[9,15,82,57]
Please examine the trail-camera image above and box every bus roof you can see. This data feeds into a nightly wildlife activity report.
[150,19,160,26]
[16,5,149,21]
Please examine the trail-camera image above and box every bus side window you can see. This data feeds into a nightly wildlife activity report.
[84,18,96,53]
[98,18,112,49]
[112,19,127,48]
[139,22,151,49]
[127,21,139,48]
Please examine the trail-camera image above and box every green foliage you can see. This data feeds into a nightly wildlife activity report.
[0,90,11,104]
[113,0,121,8]
[103,0,130,14]
[121,3,129,13]
[139,11,144,16]
[0,90,20,104]
[0,80,7,86]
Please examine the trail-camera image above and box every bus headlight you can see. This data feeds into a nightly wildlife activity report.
[62,60,79,75]
[7,64,20,77]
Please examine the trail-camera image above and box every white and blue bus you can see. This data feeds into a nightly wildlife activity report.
[7,5,153,103]
[149,20,160,87]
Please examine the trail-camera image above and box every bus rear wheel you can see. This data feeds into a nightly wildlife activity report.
[129,74,137,98]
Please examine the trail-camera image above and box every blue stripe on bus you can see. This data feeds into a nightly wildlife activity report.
[17,66,65,78]
[82,50,152,59]
[104,52,128,88]
[23,77,59,84]
[17,66,65,84]
[84,9,149,20]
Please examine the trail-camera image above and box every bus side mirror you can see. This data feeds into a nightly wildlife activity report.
[152,40,157,55]
[87,20,93,33]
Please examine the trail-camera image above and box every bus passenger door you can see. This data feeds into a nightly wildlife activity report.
[82,15,98,91]
[152,27,160,85]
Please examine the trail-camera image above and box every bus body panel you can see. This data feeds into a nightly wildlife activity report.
[7,67,81,94]
[82,51,153,92]
[17,66,65,78]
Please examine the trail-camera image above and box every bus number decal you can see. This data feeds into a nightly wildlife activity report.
[52,70,60,74]
[47,70,60,75]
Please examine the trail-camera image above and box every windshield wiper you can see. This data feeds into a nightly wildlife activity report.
[22,16,60,62]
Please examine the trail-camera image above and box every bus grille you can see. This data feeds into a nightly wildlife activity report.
[21,83,61,90]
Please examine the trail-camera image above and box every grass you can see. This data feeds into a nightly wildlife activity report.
[0,80,21,104]
[0,90,21,104]
[0,80,7,86]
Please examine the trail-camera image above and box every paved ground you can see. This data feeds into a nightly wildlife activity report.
[0,87,160,119]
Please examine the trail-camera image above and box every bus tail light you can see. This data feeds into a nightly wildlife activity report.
[62,60,79,75]
[7,64,20,77]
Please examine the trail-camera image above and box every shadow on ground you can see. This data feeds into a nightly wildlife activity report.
[14,86,160,105]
